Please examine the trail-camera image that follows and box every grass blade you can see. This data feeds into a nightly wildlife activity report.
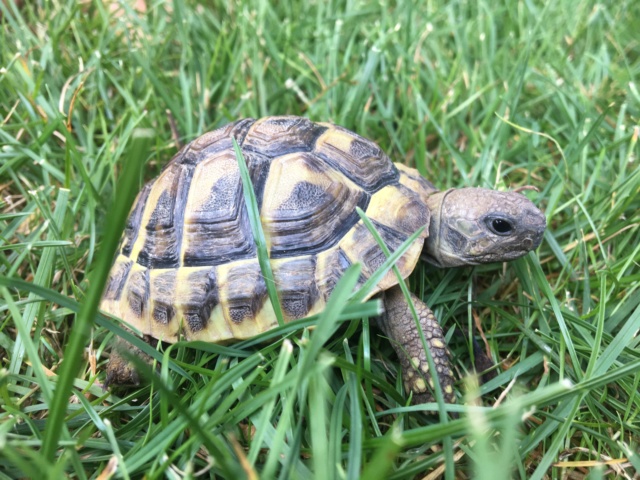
[41,132,151,460]
[233,138,285,327]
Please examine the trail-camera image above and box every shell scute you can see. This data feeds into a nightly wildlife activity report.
[222,261,268,324]
[350,221,408,274]
[396,163,437,204]
[181,150,256,267]
[242,116,327,157]
[125,267,150,321]
[146,270,176,327]
[315,247,364,302]
[103,256,133,302]
[180,268,218,334]
[122,185,151,256]
[262,152,370,258]
[272,256,320,320]
[315,125,399,192]
[364,183,430,236]
[190,118,255,154]
[135,164,194,269]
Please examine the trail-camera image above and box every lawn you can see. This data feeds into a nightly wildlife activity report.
[1,0,639,478]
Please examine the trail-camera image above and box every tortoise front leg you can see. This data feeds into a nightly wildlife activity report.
[379,286,456,404]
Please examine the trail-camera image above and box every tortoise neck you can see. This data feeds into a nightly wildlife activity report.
[423,189,459,268]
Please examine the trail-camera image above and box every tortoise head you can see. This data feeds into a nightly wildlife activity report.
[423,188,546,268]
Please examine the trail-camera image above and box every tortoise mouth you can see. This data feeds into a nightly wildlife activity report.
[464,249,531,265]
[423,248,533,267]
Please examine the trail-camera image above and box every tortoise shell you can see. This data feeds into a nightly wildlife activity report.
[101,116,435,343]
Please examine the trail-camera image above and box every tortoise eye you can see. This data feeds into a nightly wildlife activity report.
[488,217,514,235]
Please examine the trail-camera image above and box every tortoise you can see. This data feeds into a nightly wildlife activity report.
[101,115,546,403]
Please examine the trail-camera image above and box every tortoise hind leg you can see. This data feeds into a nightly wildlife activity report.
[104,335,155,389]
[379,286,456,404]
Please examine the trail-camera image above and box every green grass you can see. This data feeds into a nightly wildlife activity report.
[1,0,639,478]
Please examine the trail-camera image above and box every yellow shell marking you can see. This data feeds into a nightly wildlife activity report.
[180,150,240,264]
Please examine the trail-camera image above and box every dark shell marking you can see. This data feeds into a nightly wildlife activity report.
[150,270,177,325]
[181,268,219,332]
[102,116,431,342]
[126,269,150,319]
[223,261,268,324]
[273,256,320,319]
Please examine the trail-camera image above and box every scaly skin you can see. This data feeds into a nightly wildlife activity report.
[379,286,456,403]
[104,335,155,389]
